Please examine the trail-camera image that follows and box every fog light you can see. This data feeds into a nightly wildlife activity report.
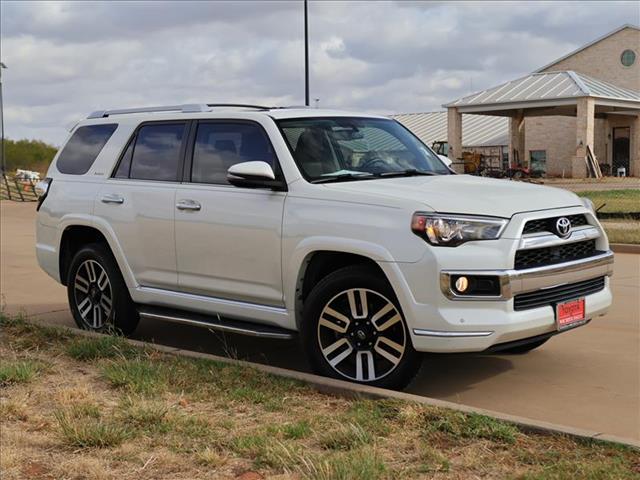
[455,276,469,293]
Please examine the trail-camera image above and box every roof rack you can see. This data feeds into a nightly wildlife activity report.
[87,103,276,119]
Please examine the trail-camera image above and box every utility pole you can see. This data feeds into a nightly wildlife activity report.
[0,62,6,174]
[304,0,310,106]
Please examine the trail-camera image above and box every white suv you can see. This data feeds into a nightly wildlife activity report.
[35,104,613,389]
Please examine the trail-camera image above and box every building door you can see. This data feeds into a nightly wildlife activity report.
[612,127,630,175]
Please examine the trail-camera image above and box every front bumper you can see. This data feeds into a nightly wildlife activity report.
[440,250,614,301]
[382,250,614,353]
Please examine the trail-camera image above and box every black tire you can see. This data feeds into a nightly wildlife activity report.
[66,243,139,335]
[301,265,421,390]
[498,338,549,354]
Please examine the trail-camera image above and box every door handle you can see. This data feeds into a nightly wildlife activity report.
[101,194,124,205]
[176,199,201,211]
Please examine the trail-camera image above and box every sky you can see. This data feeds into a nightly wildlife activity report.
[1,0,638,145]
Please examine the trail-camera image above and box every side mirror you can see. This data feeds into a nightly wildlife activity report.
[227,161,286,191]
[438,154,453,168]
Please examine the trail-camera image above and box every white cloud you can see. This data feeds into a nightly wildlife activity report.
[0,0,637,144]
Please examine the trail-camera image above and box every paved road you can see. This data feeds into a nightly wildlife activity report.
[2,201,639,440]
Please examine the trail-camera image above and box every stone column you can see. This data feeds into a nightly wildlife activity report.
[631,114,640,177]
[573,97,595,178]
[509,110,525,166]
[447,107,463,173]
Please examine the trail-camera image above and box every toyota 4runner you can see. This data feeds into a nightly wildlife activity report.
[35,104,614,389]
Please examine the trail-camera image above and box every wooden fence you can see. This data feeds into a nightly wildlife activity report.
[1,173,38,202]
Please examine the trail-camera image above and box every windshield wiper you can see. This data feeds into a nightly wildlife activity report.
[377,169,437,178]
[311,173,375,184]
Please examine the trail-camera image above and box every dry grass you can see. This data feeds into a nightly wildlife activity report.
[601,220,640,244]
[1,313,638,480]
[577,189,640,214]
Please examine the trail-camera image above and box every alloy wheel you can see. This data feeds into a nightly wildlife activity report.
[73,259,113,329]
[317,288,406,382]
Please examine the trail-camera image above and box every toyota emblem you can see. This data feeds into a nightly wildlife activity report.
[555,217,571,238]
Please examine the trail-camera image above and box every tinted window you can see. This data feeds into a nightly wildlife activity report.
[114,138,134,178]
[278,117,450,180]
[191,122,276,184]
[129,123,185,181]
[57,124,118,174]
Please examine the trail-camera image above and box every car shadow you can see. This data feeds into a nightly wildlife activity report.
[406,353,515,397]
[132,317,514,397]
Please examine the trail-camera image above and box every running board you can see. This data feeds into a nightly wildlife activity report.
[137,306,296,340]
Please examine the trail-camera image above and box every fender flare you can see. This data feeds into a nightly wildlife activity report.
[56,214,138,289]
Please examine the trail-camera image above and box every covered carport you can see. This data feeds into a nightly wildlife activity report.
[444,71,640,177]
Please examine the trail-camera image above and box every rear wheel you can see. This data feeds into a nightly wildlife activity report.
[67,244,139,335]
[302,266,421,390]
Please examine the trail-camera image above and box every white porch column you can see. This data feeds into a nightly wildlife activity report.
[508,110,524,166]
[447,107,463,173]
[574,97,595,178]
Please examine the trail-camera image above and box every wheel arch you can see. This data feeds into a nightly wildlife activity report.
[292,249,392,330]
[58,218,136,289]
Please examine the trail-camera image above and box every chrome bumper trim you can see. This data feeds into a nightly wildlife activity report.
[519,226,600,250]
[441,250,614,301]
[413,329,494,338]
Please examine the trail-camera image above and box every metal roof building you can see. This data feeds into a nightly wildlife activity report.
[392,111,508,148]
[394,25,639,178]
[444,70,640,114]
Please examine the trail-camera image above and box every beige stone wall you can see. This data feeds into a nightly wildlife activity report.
[524,116,576,177]
[540,27,640,91]
[524,114,639,177]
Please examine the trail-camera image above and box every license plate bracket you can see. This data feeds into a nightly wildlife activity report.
[555,297,586,330]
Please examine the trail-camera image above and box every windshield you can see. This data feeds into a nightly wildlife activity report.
[277,117,451,182]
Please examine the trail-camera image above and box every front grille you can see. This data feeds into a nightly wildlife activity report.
[514,276,605,311]
[522,214,588,235]
[514,239,598,270]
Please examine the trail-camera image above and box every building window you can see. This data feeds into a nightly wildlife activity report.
[529,150,546,176]
[621,49,636,67]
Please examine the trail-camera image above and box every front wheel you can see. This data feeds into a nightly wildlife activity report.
[301,266,421,390]
[67,243,139,335]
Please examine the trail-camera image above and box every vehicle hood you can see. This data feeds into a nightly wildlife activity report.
[322,175,582,217]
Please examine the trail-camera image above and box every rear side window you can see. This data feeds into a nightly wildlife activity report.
[56,124,118,174]
[127,123,186,181]
[191,122,276,184]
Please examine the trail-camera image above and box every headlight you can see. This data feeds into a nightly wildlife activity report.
[581,197,595,212]
[411,213,508,247]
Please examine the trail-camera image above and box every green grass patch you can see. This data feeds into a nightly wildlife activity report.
[54,404,131,448]
[318,423,372,451]
[66,335,135,361]
[577,189,640,214]
[0,359,42,386]
[0,312,71,350]
[119,397,170,434]
[101,357,167,394]
[281,420,312,440]
[423,410,519,444]
[298,448,387,480]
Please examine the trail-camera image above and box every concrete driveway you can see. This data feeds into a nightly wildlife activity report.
[2,200,638,440]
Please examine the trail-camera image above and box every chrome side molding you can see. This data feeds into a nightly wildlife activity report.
[413,329,494,338]
[138,306,296,340]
